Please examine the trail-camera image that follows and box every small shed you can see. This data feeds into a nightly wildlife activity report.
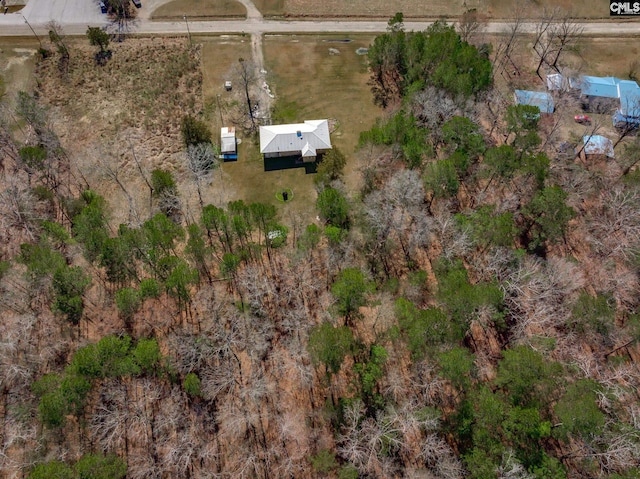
[546,73,569,91]
[579,135,614,159]
[220,127,237,161]
[224,81,232,91]
[514,90,554,114]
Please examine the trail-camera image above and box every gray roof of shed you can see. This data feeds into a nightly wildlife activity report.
[220,127,236,154]
[259,120,332,155]
[582,135,614,158]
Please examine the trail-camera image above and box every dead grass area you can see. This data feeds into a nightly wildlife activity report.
[36,37,201,133]
[0,39,38,112]
[31,37,202,225]
[564,37,640,78]
[487,0,612,19]
[151,0,246,20]
[253,0,616,20]
[280,0,483,18]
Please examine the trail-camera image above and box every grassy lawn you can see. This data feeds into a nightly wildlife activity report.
[252,0,284,17]
[263,34,381,187]
[568,37,640,78]
[151,0,246,20]
[263,36,379,145]
[198,34,381,225]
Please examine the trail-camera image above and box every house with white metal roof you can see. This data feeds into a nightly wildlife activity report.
[259,120,332,162]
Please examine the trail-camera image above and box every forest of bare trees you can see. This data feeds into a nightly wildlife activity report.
[0,12,639,479]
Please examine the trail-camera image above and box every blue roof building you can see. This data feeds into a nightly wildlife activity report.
[617,80,640,117]
[514,90,554,114]
[579,76,623,98]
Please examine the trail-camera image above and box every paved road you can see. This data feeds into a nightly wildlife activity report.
[1,1,640,37]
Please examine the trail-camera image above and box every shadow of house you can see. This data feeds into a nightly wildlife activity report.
[263,153,321,174]
[259,120,332,172]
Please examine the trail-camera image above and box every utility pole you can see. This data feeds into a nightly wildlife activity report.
[22,15,42,49]
[183,14,192,47]
[216,94,224,124]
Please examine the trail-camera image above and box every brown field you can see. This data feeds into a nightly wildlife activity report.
[251,0,611,19]
[0,38,38,112]
[151,0,247,20]
[568,37,640,78]
[487,0,615,19]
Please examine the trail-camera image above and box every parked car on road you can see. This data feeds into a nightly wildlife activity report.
[574,114,591,124]
[99,1,107,13]
[132,0,141,8]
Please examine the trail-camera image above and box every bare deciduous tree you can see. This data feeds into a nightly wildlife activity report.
[457,8,484,44]
[0,177,41,244]
[363,169,431,271]
[497,450,535,479]
[234,58,258,132]
[492,4,526,80]
[412,86,474,147]
[532,8,583,80]
[185,142,219,209]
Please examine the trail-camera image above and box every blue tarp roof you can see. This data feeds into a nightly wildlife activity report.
[618,80,640,117]
[580,76,623,98]
[582,135,614,158]
[514,90,554,114]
